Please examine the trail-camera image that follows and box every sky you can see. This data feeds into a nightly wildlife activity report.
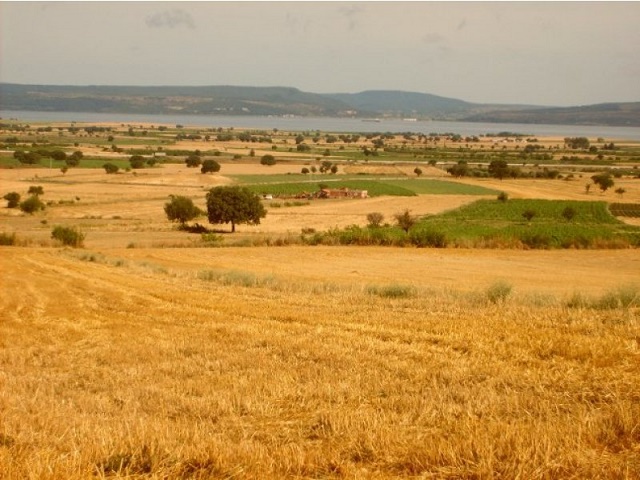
[1,1,639,107]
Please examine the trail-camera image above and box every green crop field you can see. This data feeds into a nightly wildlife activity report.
[386,178,499,195]
[610,203,640,218]
[308,199,640,249]
[240,177,498,197]
[415,199,640,248]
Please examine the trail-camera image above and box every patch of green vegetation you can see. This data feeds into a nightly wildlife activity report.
[305,199,640,249]
[386,179,499,195]
[415,199,639,248]
[433,199,621,224]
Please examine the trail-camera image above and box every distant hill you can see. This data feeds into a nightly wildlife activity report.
[325,90,478,118]
[0,84,354,117]
[461,103,640,127]
[1,83,637,126]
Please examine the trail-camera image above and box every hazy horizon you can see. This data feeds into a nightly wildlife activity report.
[1,2,639,107]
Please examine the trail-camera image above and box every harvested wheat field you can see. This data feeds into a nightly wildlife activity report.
[1,156,640,478]
[1,246,639,479]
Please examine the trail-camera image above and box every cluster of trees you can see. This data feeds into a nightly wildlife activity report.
[564,137,590,149]
[447,159,561,180]
[13,149,83,166]
[185,154,221,173]
[3,186,46,214]
[164,186,266,233]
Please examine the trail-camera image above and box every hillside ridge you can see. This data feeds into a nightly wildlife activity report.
[1,83,638,126]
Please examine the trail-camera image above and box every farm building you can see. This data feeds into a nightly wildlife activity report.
[317,187,368,199]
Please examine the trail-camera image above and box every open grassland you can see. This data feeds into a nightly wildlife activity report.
[1,247,639,479]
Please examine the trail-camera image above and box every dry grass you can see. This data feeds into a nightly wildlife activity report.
[1,247,639,478]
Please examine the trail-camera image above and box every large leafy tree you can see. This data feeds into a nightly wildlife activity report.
[201,159,221,174]
[206,186,266,233]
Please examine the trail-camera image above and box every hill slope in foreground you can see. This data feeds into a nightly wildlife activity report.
[1,245,639,478]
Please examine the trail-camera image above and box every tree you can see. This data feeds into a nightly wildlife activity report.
[129,155,146,169]
[394,209,417,233]
[201,159,221,174]
[164,195,202,225]
[3,192,21,208]
[206,186,266,233]
[28,186,44,196]
[185,154,202,168]
[330,165,338,174]
[447,160,468,178]
[414,167,423,177]
[66,151,83,167]
[615,187,626,198]
[301,167,310,174]
[565,137,590,150]
[591,173,614,193]
[260,154,276,166]
[103,163,119,174]
[51,150,67,162]
[320,160,332,173]
[15,151,41,165]
[488,159,510,180]
[296,143,311,152]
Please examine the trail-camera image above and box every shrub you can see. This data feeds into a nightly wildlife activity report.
[486,280,512,304]
[51,225,85,247]
[522,209,536,222]
[367,284,416,298]
[260,154,276,166]
[366,212,385,228]
[103,163,119,174]
[19,195,45,214]
[520,232,552,249]
[0,232,16,245]
[410,228,448,248]
[564,292,590,309]
[178,223,209,233]
[562,206,577,221]
[129,155,146,169]
[394,209,417,233]
[595,284,639,310]
[497,192,509,202]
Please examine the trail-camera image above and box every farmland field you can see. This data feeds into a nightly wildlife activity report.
[1,122,639,478]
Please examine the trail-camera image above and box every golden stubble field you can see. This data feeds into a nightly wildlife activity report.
[1,160,639,478]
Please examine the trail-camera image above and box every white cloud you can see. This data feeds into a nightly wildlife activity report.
[145,9,195,29]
